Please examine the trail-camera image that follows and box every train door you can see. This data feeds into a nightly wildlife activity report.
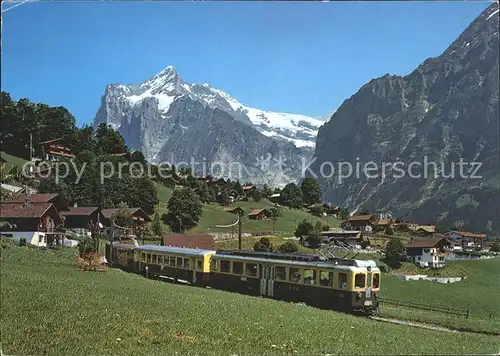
[260,264,274,297]
[365,272,372,300]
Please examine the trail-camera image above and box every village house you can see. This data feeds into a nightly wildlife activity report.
[61,207,100,235]
[242,185,256,197]
[405,236,453,268]
[162,234,215,250]
[307,203,339,216]
[445,231,486,250]
[0,202,65,247]
[6,193,69,212]
[248,208,270,220]
[269,193,281,204]
[408,224,436,237]
[100,208,151,236]
[373,218,394,230]
[345,214,374,232]
[320,230,361,247]
[223,206,245,216]
[40,138,75,161]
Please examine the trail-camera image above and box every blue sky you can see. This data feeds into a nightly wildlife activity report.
[2,0,492,126]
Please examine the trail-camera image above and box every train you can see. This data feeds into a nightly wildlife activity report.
[105,243,381,314]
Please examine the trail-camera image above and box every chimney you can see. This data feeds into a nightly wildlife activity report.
[24,194,31,207]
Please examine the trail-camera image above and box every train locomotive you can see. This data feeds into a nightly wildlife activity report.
[106,243,380,314]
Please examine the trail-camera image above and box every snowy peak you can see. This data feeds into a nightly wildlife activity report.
[99,65,324,149]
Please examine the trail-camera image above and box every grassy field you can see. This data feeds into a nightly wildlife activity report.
[0,151,27,170]
[153,182,341,236]
[381,258,500,320]
[1,246,499,355]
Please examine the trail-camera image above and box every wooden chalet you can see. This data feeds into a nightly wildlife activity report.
[100,207,151,236]
[223,207,245,216]
[446,231,486,250]
[242,185,256,197]
[345,214,374,232]
[6,193,69,212]
[405,236,452,268]
[0,202,65,247]
[162,234,215,250]
[307,203,339,216]
[248,208,270,220]
[61,207,100,231]
[40,138,75,161]
[374,218,394,228]
[269,193,281,204]
[410,225,436,236]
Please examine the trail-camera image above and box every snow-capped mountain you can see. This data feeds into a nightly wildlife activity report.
[97,66,322,152]
[93,66,322,186]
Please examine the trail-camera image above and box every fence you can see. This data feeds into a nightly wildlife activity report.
[379,297,469,318]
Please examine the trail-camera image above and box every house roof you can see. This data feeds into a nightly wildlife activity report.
[242,185,255,191]
[40,138,63,145]
[1,202,56,219]
[375,218,393,226]
[162,234,215,250]
[223,207,244,214]
[100,207,151,221]
[248,208,269,216]
[453,231,486,239]
[415,225,436,233]
[405,237,452,249]
[348,214,373,221]
[308,203,329,209]
[7,193,60,204]
[270,193,280,198]
[61,207,99,216]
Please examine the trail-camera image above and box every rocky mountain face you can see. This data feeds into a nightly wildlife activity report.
[310,3,499,234]
[93,67,324,186]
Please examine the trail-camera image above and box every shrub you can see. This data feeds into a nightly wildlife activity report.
[279,241,299,253]
[384,237,405,268]
[322,224,330,231]
[490,239,500,252]
[306,231,322,249]
[254,237,273,252]
[19,238,27,246]
[294,220,314,238]
[385,226,394,235]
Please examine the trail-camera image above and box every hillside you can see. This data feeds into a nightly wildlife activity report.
[1,246,498,355]
[154,182,341,236]
[310,3,500,234]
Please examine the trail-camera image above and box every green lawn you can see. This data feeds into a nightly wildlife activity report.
[153,183,341,236]
[381,258,500,320]
[1,246,499,355]
[0,151,28,170]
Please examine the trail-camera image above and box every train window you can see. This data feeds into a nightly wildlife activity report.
[141,252,146,262]
[355,273,366,288]
[220,260,230,273]
[233,262,243,275]
[169,256,176,267]
[304,269,316,285]
[184,258,191,269]
[212,260,218,271]
[245,263,258,277]
[373,273,380,288]
[274,266,286,281]
[320,271,334,287]
[197,259,203,270]
[289,268,301,283]
[338,273,348,289]
[177,257,183,268]
[146,254,152,263]
[158,255,163,265]
[152,254,157,264]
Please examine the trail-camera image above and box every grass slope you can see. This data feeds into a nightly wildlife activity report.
[381,258,500,320]
[0,151,27,171]
[1,246,499,355]
[154,183,341,236]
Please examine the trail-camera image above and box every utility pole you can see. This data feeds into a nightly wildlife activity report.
[237,213,243,250]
